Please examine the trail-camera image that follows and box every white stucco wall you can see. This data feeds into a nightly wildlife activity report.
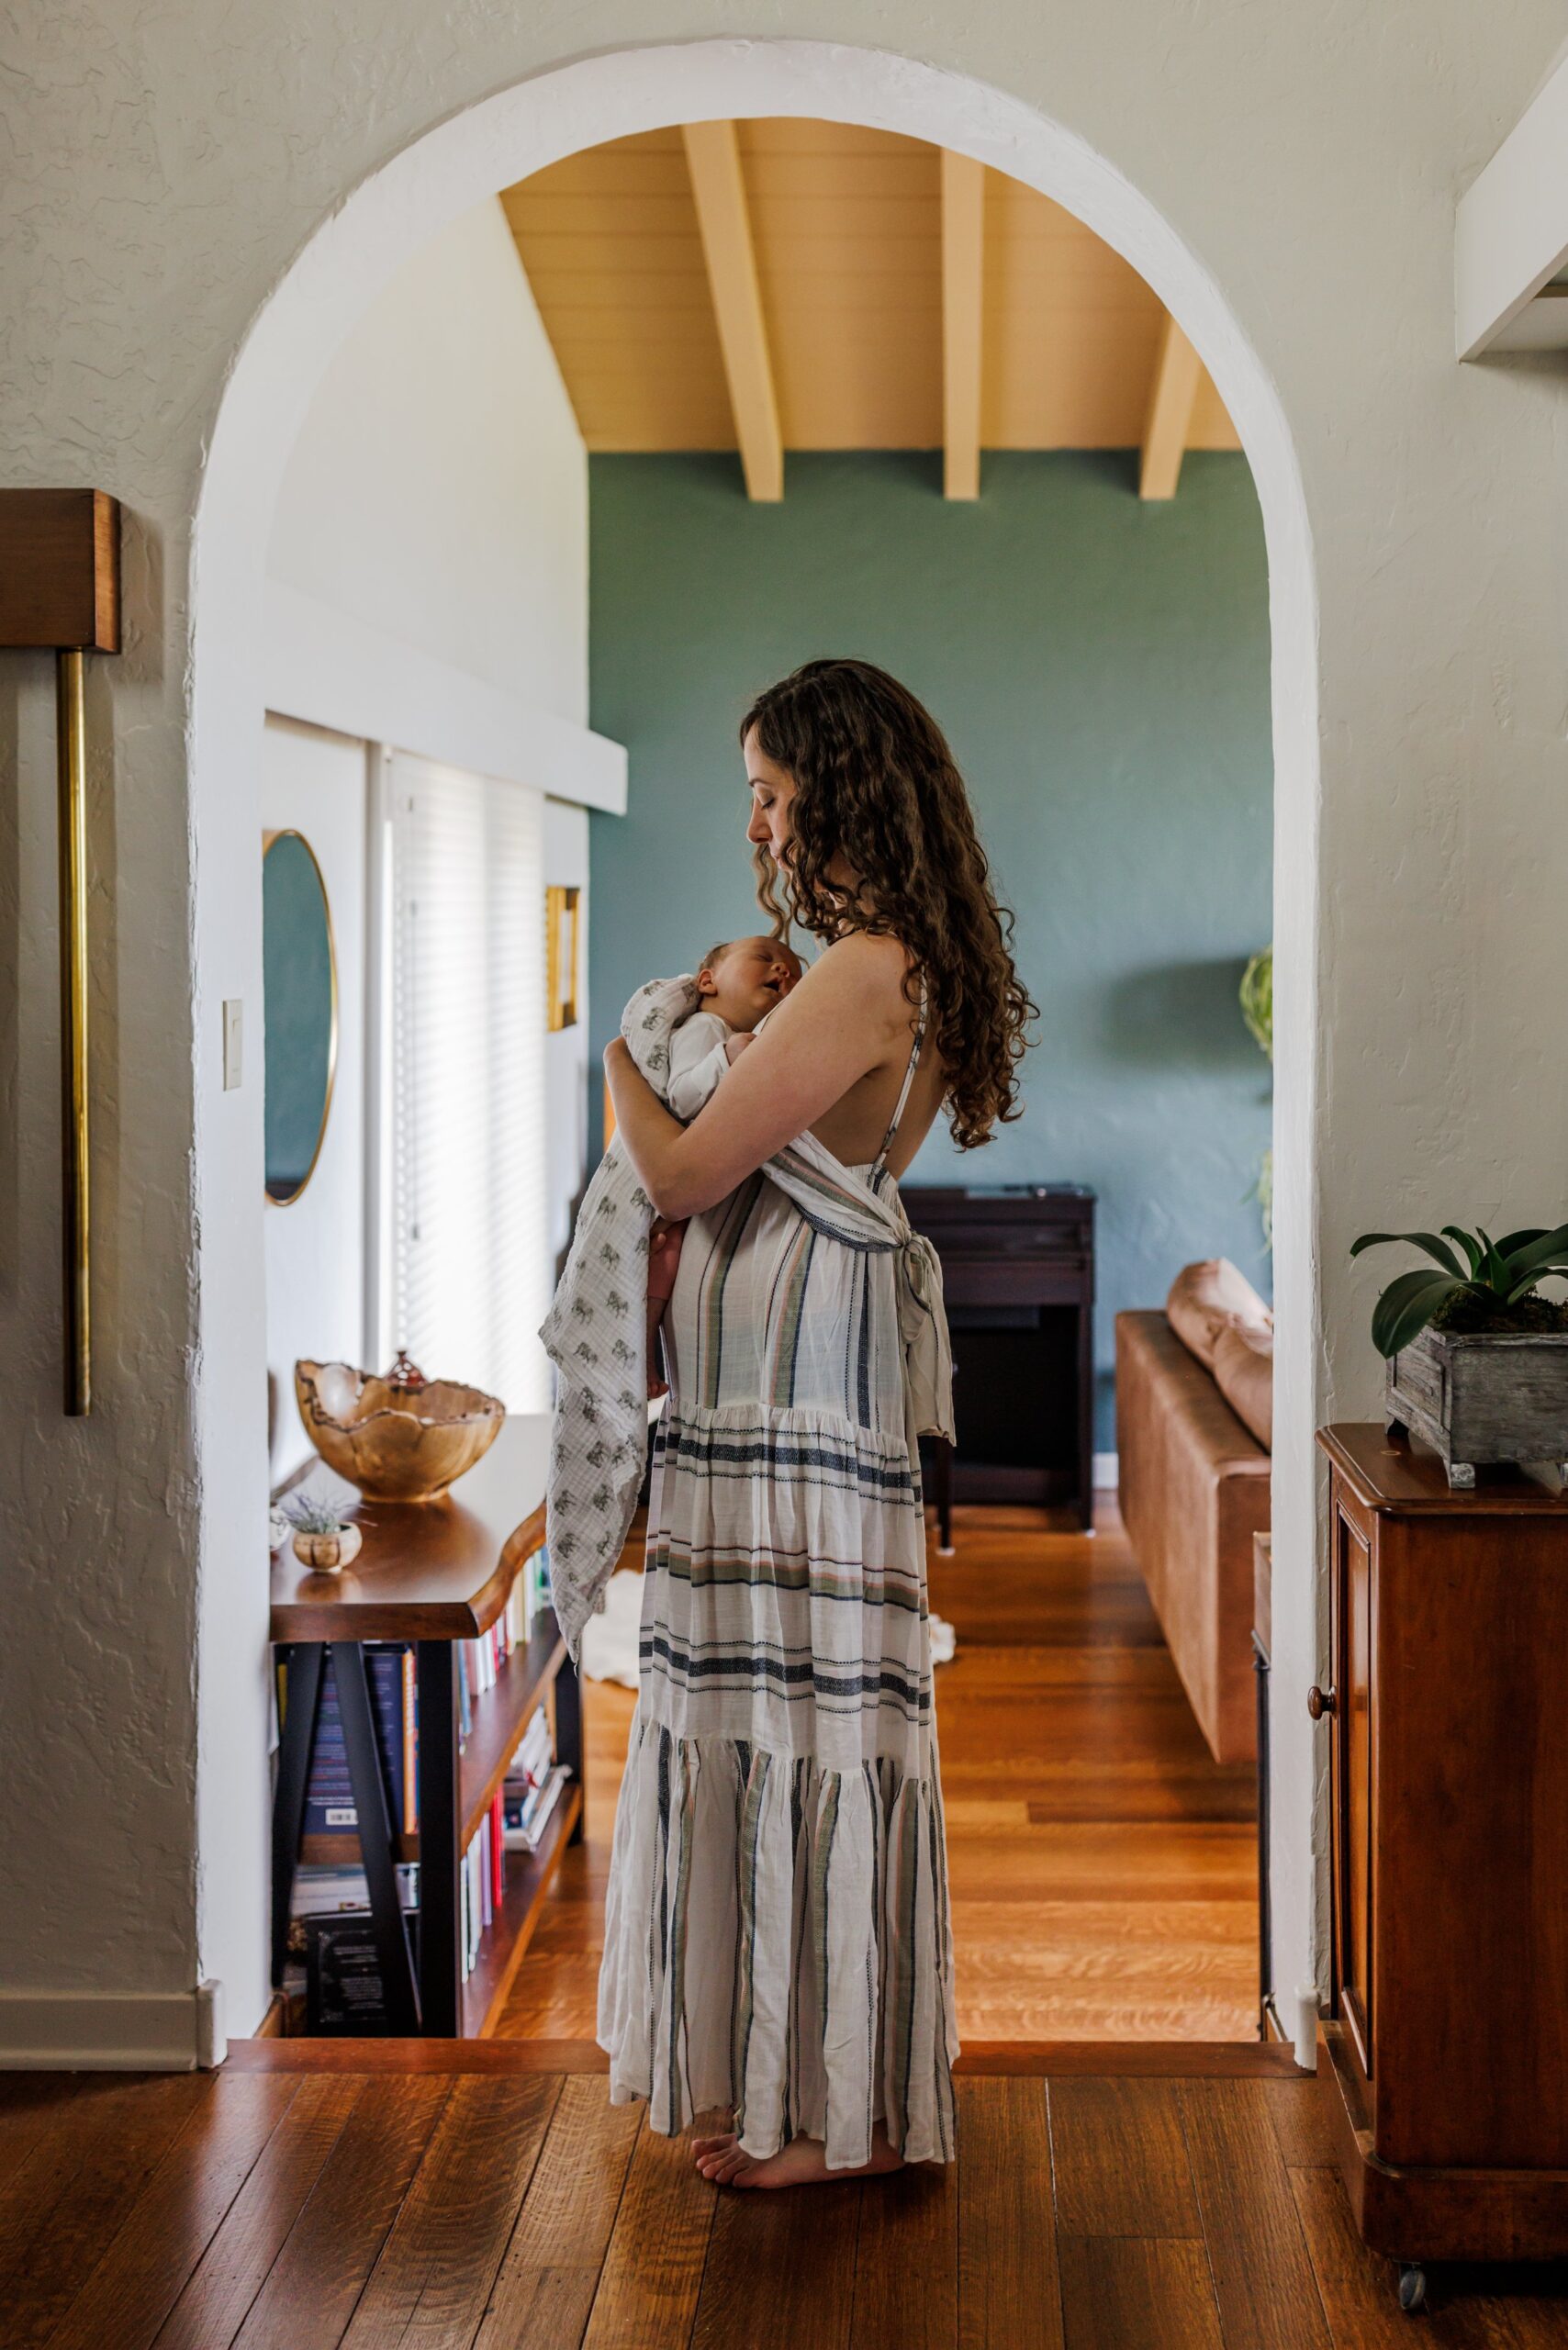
[267,196,588,727]
[261,200,594,1494]
[262,719,370,1487]
[2,9,1565,2059]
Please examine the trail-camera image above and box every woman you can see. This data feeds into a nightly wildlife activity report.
[599,658,1034,2188]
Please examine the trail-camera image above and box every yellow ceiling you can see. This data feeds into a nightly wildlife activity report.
[501,121,1238,476]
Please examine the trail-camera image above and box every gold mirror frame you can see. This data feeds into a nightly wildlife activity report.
[546,882,581,1031]
[262,825,340,1207]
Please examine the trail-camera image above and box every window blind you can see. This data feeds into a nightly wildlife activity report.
[386,752,549,1412]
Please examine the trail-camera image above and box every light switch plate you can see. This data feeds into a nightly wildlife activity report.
[223,999,243,1090]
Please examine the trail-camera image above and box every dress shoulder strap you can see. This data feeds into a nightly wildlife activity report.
[872,977,928,1173]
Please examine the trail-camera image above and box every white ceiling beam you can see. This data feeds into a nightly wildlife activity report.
[1139,312,1203,499]
[1456,51,1568,357]
[681,119,783,501]
[941,151,985,499]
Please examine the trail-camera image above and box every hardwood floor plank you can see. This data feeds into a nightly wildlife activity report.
[956,2045,1300,2078]
[1265,2079,1338,2171]
[1058,2236,1224,2350]
[1285,2165,1415,2347]
[339,2075,559,2349]
[581,2116,717,2350]
[227,2037,607,2073]
[1048,2077,1201,2238]
[1179,2081,1330,2350]
[44,2074,299,2350]
[500,1500,1262,2048]
[850,2163,958,2350]
[0,2076,85,2195]
[956,2077,1061,2350]
[0,2073,208,2349]
[230,2075,451,2349]
[690,2175,860,2350]
[1286,2165,1568,2347]
[474,2076,643,2350]
[151,2075,362,2350]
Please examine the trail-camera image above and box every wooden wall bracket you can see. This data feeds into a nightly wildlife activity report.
[0,488,121,1414]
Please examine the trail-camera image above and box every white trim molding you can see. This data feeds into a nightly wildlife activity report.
[1092,1450,1119,1489]
[1456,50,1568,357]
[0,1983,227,2071]
[265,579,628,814]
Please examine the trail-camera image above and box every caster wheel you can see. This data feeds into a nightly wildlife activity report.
[1397,2263,1428,2313]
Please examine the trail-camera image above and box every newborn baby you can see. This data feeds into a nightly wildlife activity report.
[666,934,803,1116]
[647,934,803,1391]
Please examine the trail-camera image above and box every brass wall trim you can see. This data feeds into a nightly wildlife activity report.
[0,487,121,1416]
[57,650,91,1413]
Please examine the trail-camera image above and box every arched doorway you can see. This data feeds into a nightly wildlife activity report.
[192,38,1319,2051]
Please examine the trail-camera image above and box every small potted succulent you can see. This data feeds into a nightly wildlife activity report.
[1351,1221,1568,1486]
[281,1492,364,1572]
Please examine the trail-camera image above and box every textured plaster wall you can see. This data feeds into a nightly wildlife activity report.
[3,9,1566,2048]
[268,196,588,726]
[588,450,1273,1447]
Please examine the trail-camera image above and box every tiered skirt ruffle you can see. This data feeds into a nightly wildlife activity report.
[598,1720,958,2169]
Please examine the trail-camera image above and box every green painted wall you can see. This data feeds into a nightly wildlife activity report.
[588,452,1272,1444]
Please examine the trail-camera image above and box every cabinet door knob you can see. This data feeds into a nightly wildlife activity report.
[1306,1684,1337,1721]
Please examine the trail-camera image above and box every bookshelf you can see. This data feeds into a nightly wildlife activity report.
[270,1414,581,2037]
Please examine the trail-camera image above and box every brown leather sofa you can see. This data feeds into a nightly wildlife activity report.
[1114,1311,1271,1763]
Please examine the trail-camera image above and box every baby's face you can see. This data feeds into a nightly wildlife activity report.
[699,936,803,1032]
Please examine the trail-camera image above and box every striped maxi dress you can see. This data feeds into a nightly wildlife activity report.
[597,1008,958,2169]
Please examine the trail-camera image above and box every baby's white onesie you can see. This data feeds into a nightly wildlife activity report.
[666,1008,734,1121]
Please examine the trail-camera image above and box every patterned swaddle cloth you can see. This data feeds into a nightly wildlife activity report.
[541,975,955,1660]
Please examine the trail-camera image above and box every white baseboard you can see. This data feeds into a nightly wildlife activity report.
[1092,1450,1119,1489]
[0,1982,226,2071]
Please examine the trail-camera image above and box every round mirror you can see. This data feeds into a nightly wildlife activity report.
[262,828,338,1204]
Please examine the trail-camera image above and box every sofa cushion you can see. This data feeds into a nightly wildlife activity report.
[1213,1319,1273,1450]
[1115,1311,1270,1763]
[1166,1257,1272,1371]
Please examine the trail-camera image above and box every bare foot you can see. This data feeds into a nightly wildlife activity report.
[692,2127,904,2188]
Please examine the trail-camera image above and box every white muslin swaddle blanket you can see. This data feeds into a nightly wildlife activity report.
[540,974,956,1660]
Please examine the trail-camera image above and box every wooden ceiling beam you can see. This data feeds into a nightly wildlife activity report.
[1139,311,1204,498]
[681,120,784,500]
[941,151,985,499]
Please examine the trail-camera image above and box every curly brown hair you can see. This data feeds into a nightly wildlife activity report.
[740,658,1036,1149]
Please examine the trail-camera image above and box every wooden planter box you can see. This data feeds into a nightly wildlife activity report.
[1386,1326,1568,1487]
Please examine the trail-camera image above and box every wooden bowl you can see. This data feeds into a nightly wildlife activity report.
[295,1359,505,1502]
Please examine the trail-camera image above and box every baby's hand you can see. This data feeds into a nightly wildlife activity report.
[724,1030,755,1064]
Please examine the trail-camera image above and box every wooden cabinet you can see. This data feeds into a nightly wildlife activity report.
[903,1184,1094,1534]
[1316,1425,1568,2270]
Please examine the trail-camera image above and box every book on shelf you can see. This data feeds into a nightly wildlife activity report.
[279,1645,414,1838]
[276,1542,557,1829]
[453,1548,550,1749]
[292,1861,420,1919]
[503,1762,569,1853]
[305,1909,420,2034]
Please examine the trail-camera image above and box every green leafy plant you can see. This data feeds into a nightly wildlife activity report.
[1239,946,1272,1062]
[281,1493,354,1536]
[1350,1224,1568,1358]
[1240,948,1273,1248]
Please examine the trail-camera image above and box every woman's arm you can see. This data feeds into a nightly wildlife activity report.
[606,934,913,1220]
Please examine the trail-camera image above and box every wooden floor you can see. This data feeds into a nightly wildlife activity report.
[6,2043,1566,2346]
[498,1499,1260,2043]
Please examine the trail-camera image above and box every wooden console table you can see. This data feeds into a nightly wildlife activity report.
[903,1185,1095,1538]
[270,1416,581,2038]
[1315,1424,1568,2305]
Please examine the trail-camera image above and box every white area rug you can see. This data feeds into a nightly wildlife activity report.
[580,1568,956,1690]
